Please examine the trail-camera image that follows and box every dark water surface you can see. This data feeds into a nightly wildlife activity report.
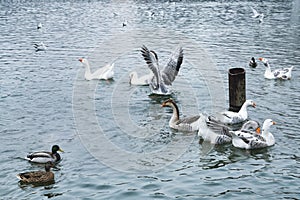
[0,0,299,199]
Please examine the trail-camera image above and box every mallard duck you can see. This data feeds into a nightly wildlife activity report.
[17,162,55,184]
[258,57,294,80]
[249,57,257,68]
[78,58,114,80]
[161,98,202,132]
[25,145,64,164]
[230,119,275,149]
[210,100,256,125]
[141,45,183,95]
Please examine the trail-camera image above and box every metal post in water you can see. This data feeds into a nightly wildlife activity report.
[228,68,246,112]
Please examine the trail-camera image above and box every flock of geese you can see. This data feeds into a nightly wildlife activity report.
[18,6,295,186]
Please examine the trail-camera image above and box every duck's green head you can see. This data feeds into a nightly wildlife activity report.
[52,145,64,153]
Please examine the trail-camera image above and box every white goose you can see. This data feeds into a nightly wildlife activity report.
[198,114,232,144]
[230,119,275,149]
[211,100,256,125]
[141,45,183,95]
[129,71,153,86]
[161,98,201,132]
[198,118,261,145]
[79,58,114,81]
[259,57,294,80]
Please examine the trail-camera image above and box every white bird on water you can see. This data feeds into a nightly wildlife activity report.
[250,6,264,23]
[210,100,256,125]
[140,45,183,95]
[230,119,276,149]
[78,58,114,81]
[37,22,43,30]
[258,57,294,80]
[34,42,47,51]
[129,71,153,86]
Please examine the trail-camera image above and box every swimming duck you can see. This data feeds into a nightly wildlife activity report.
[211,100,256,125]
[79,58,114,81]
[141,45,183,95]
[161,98,201,132]
[17,161,55,185]
[25,145,64,164]
[129,71,153,86]
[230,119,275,149]
[249,57,257,68]
[258,57,294,80]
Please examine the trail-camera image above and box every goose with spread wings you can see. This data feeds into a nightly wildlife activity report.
[141,45,183,95]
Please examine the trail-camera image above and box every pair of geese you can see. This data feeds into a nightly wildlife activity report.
[17,145,64,185]
[249,57,294,80]
[161,98,275,150]
[79,45,183,95]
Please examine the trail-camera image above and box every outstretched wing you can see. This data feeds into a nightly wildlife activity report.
[251,6,259,18]
[141,45,161,88]
[162,46,183,85]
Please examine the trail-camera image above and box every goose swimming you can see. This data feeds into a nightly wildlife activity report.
[198,117,261,145]
[210,100,256,125]
[129,71,153,86]
[230,119,275,149]
[161,98,201,132]
[79,58,114,80]
[258,57,294,80]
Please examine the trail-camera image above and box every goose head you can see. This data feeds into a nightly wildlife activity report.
[258,57,269,67]
[245,100,256,108]
[78,58,88,66]
[262,119,276,131]
[161,98,176,107]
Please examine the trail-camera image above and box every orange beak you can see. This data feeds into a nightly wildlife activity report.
[258,57,263,61]
[273,121,276,125]
[256,127,261,134]
[252,102,256,108]
[79,58,83,62]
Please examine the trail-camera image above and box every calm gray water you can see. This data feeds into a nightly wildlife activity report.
[1,0,299,199]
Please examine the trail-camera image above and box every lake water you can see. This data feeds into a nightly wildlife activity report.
[1,0,299,199]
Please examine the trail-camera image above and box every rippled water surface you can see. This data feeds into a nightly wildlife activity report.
[1,0,299,199]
